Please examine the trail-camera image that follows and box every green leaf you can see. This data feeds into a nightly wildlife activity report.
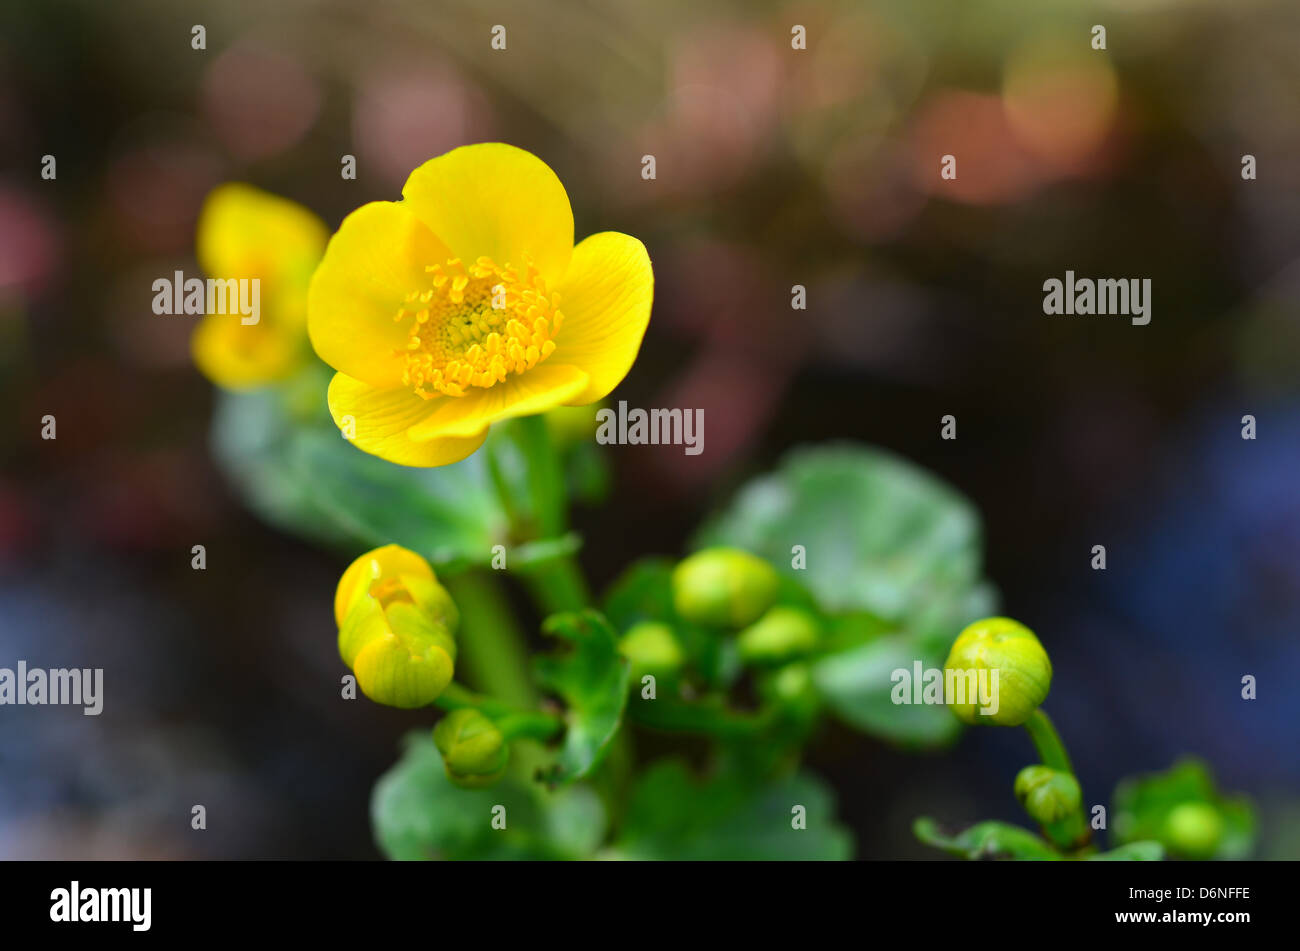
[812,634,963,748]
[211,380,508,571]
[210,380,353,549]
[371,732,608,860]
[1111,757,1256,860]
[371,732,552,860]
[602,558,677,633]
[534,610,632,786]
[1086,841,1165,861]
[696,444,997,745]
[913,817,1061,860]
[611,759,853,860]
[541,784,609,857]
[693,444,989,624]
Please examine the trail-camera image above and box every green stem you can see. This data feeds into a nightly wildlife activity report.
[485,442,521,529]
[515,413,568,538]
[443,571,537,707]
[1024,708,1090,852]
[495,712,564,742]
[437,682,523,719]
[436,685,560,795]
[629,698,777,738]
[436,684,562,740]
[520,553,592,613]
[1024,709,1074,774]
[499,414,593,613]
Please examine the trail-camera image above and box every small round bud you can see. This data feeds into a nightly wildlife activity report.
[765,662,819,724]
[671,547,780,629]
[1014,765,1082,824]
[433,709,508,789]
[944,616,1051,726]
[1163,802,1224,859]
[737,606,820,665]
[619,621,684,681]
[335,545,458,708]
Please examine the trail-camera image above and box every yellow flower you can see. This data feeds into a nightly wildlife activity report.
[307,143,654,467]
[192,184,327,388]
[335,544,459,708]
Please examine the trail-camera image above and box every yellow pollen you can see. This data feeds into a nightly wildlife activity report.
[394,255,564,399]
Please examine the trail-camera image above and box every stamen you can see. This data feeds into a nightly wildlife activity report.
[394,255,563,399]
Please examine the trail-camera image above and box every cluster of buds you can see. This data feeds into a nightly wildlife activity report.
[671,547,822,661]
[614,547,824,723]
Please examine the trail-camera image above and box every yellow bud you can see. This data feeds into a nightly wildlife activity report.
[671,548,779,629]
[334,545,458,708]
[433,709,508,788]
[944,617,1051,726]
[335,544,449,626]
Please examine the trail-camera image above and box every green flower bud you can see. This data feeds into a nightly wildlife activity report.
[944,616,1051,726]
[335,545,458,709]
[763,662,819,725]
[432,708,509,789]
[619,621,684,681]
[671,547,779,629]
[737,606,820,665]
[1163,802,1224,859]
[1015,765,1082,825]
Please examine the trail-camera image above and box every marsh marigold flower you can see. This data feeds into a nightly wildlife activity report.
[192,184,327,387]
[307,143,654,466]
[335,544,459,708]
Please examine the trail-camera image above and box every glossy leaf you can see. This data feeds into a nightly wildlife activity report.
[603,558,677,633]
[913,817,1061,860]
[812,633,963,748]
[693,444,988,623]
[1086,841,1165,861]
[1111,757,1256,860]
[612,759,852,860]
[211,380,508,571]
[533,610,631,786]
[372,732,552,860]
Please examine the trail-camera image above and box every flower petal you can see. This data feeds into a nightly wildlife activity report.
[407,363,590,440]
[308,202,452,389]
[191,315,303,388]
[334,544,435,628]
[197,184,326,284]
[327,372,487,467]
[401,143,574,283]
[554,231,653,404]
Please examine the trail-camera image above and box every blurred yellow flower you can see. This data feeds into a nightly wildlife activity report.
[192,184,327,387]
[307,143,653,467]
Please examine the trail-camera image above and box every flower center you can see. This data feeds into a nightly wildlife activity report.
[395,256,563,399]
[369,577,414,610]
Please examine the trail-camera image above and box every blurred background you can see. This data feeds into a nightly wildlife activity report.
[1,0,1298,858]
